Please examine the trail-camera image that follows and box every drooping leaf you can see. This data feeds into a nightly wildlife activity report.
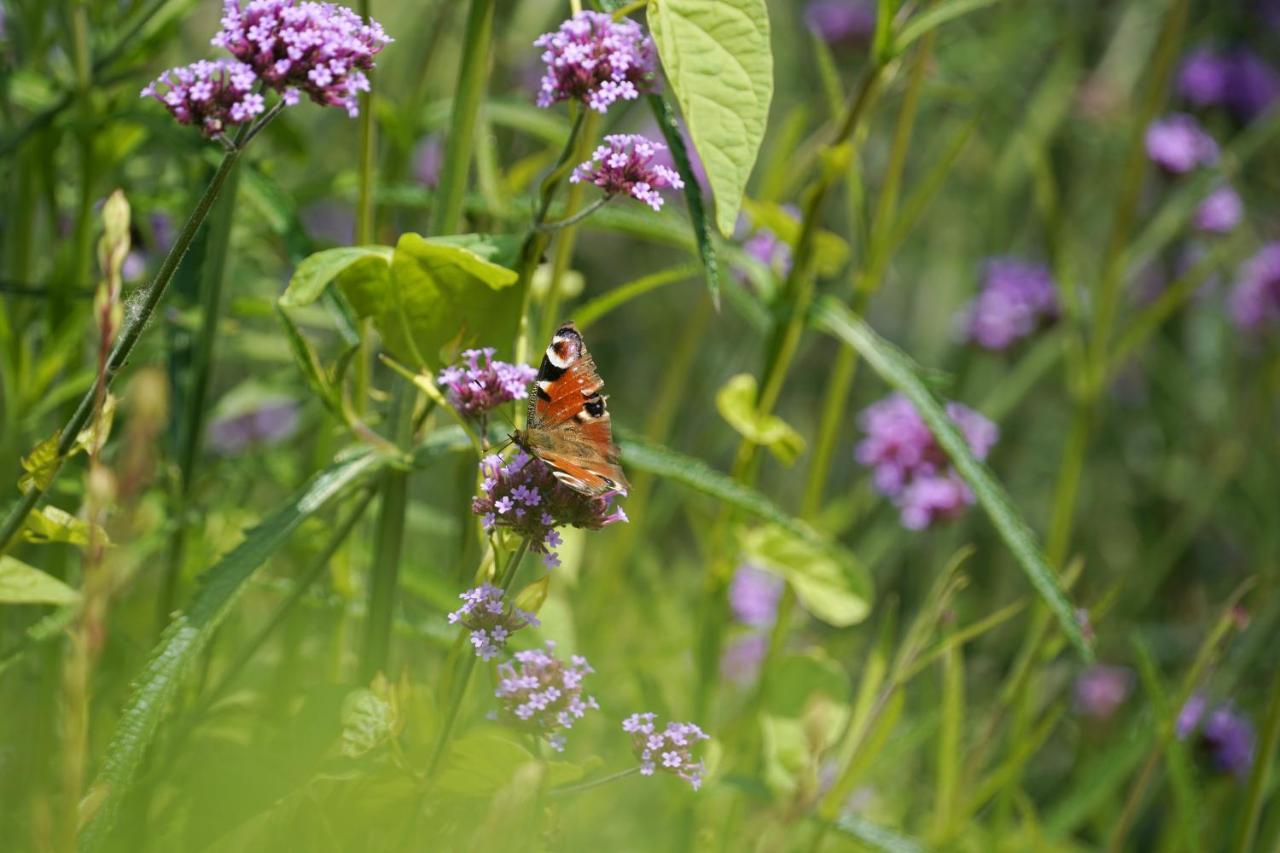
[23,506,106,547]
[813,297,1091,658]
[648,0,774,237]
[78,447,392,850]
[739,524,871,627]
[279,246,394,308]
[0,556,79,605]
[716,373,806,465]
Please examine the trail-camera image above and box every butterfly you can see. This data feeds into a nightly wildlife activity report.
[512,321,629,497]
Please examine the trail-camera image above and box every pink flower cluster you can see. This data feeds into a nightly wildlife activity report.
[533,11,657,113]
[472,452,627,569]
[571,134,685,211]
[855,393,998,530]
[495,642,599,751]
[212,0,392,117]
[436,348,536,420]
[140,59,263,138]
[622,713,711,790]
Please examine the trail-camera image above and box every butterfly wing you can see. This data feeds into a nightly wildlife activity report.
[522,322,629,496]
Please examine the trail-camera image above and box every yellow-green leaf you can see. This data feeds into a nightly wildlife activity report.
[738,523,871,627]
[742,199,849,276]
[23,506,107,547]
[0,556,80,605]
[19,433,61,495]
[280,245,394,308]
[716,373,805,465]
[648,0,774,237]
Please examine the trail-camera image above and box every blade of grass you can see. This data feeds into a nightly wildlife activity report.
[1232,670,1280,853]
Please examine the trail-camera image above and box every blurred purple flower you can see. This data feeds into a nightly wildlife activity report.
[448,583,539,661]
[300,201,354,245]
[150,211,175,251]
[436,348,536,421]
[495,642,598,751]
[1145,113,1219,174]
[1178,694,1255,779]
[213,0,391,118]
[122,251,147,283]
[720,633,768,684]
[1229,242,1280,330]
[140,59,263,138]
[804,0,876,45]
[1074,665,1134,721]
[729,564,783,627]
[1177,47,1280,122]
[855,394,998,529]
[1194,185,1243,234]
[622,713,711,790]
[962,258,1059,351]
[207,397,300,454]
[571,134,685,211]
[472,452,627,569]
[533,11,657,113]
[414,134,443,187]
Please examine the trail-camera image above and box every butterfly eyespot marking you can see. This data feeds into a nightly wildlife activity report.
[546,327,582,369]
[583,396,606,419]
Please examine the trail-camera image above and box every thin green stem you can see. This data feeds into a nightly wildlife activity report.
[0,124,266,554]
[535,196,610,233]
[430,0,496,236]
[549,767,640,796]
[1232,668,1280,853]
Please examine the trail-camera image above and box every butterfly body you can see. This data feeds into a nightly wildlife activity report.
[512,322,629,497]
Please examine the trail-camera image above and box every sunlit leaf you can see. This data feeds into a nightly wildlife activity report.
[716,374,806,465]
[648,0,774,237]
[738,523,871,627]
[18,433,60,495]
[23,506,106,547]
[279,246,393,308]
[742,199,849,277]
[0,556,79,605]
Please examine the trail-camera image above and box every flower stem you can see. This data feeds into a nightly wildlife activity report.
[0,128,260,554]
[534,196,609,233]
[548,766,640,796]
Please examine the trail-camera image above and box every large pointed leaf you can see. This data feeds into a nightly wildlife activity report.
[0,556,79,605]
[648,0,774,237]
[279,245,394,308]
[813,297,1091,659]
[78,448,389,849]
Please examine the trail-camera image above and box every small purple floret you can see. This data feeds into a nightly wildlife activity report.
[495,642,598,750]
[622,713,710,790]
[1145,113,1220,174]
[1194,185,1243,234]
[447,583,539,661]
[437,348,536,420]
[140,59,262,138]
[1073,665,1134,721]
[533,11,657,113]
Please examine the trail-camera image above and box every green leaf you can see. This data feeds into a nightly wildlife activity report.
[813,297,1091,659]
[716,373,806,465]
[346,233,520,369]
[739,524,870,627]
[829,814,925,853]
[648,0,774,237]
[436,728,538,798]
[18,433,60,494]
[23,506,105,547]
[280,246,394,308]
[78,447,391,850]
[765,650,850,718]
[0,556,79,605]
[894,0,1005,52]
[647,93,721,307]
[760,714,810,797]
[513,575,551,616]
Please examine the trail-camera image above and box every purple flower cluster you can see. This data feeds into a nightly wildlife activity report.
[855,394,998,530]
[1145,114,1220,174]
[1177,694,1255,779]
[436,348,536,421]
[495,642,598,751]
[207,397,301,454]
[622,713,710,790]
[140,59,263,138]
[804,0,877,46]
[963,258,1059,351]
[1178,46,1280,122]
[472,452,627,569]
[447,583,539,661]
[1229,242,1280,331]
[1073,665,1134,721]
[1194,185,1243,234]
[212,0,391,117]
[533,11,657,113]
[729,564,783,627]
[571,135,685,211]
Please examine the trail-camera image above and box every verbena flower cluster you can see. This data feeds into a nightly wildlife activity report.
[212,0,392,117]
[533,11,657,113]
[447,583,539,661]
[855,394,998,530]
[1177,45,1280,122]
[1177,694,1255,779]
[140,59,263,138]
[622,713,710,790]
[1194,185,1243,234]
[963,258,1059,351]
[729,564,783,628]
[495,642,598,751]
[1073,664,1133,721]
[436,348,536,420]
[473,452,627,568]
[804,0,877,46]
[571,135,685,211]
[1229,242,1280,331]
[1145,113,1219,174]
[207,397,300,454]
